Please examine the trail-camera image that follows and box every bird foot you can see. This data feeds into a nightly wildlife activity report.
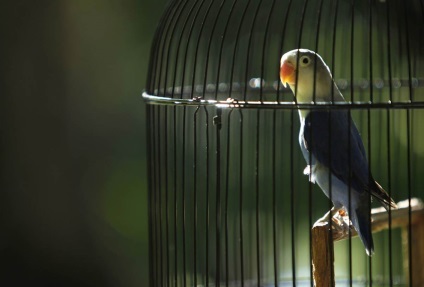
[331,209,354,240]
[313,208,352,236]
[313,207,340,227]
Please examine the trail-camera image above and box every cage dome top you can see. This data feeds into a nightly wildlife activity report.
[144,0,424,108]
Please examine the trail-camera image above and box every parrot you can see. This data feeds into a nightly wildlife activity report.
[280,48,397,256]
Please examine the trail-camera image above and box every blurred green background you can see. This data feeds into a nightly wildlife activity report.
[1,0,168,285]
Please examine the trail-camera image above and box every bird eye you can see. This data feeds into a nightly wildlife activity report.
[300,56,310,66]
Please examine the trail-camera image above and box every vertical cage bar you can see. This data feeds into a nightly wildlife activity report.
[367,1,374,285]
[150,0,179,94]
[259,0,277,103]
[180,0,209,100]
[386,1,394,284]
[157,107,164,287]
[238,109,245,287]
[406,110,412,286]
[224,109,233,287]
[404,2,414,285]
[349,1,355,283]
[193,106,199,287]
[181,106,187,286]
[191,0,219,98]
[329,0,337,285]
[255,110,261,287]
[173,106,178,287]
[215,107,222,286]
[160,0,186,98]
[242,0,261,103]
[228,0,251,102]
[213,0,238,102]
[272,109,278,287]
[387,108,393,287]
[147,105,155,287]
[152,106,159,287]
[204,106,210,287]
[164,107,170,287]
[290,109,296,287]
[310,1,324,285]
[275,0,293,103]
[146,0,175,93]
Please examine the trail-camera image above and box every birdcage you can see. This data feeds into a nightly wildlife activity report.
[143,0,424,286]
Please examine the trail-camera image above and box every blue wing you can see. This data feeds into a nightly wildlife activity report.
[302,110,369,193]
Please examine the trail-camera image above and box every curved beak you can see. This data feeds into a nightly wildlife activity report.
[280,60,296,88]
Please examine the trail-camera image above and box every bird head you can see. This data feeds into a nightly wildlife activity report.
[280,49,337,102]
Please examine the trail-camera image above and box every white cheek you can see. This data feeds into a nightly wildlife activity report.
[295,67,323,102]
[298,69,314,89]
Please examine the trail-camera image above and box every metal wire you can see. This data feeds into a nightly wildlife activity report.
[403,1,414,285]
[173,106,178,287]
[386,1,394,286]
[368,1,374,285]
[146,105,154,286]
[349,0,355,285]
[215,107,222,286]
[238,109,244,287]
[143,93,424,109]
[224,109,233,287]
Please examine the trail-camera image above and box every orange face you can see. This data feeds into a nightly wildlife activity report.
[280,60,296,87]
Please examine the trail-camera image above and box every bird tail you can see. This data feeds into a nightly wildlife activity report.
[371,180,398,211]
[351,207,374,256]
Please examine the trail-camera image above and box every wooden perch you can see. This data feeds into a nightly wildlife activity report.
[312,221,335,287]
[312,198,424,287]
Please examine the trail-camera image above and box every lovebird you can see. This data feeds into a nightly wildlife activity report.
[280,48,397,256]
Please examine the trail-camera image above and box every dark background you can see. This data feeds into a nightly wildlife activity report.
[1,0,168,285]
